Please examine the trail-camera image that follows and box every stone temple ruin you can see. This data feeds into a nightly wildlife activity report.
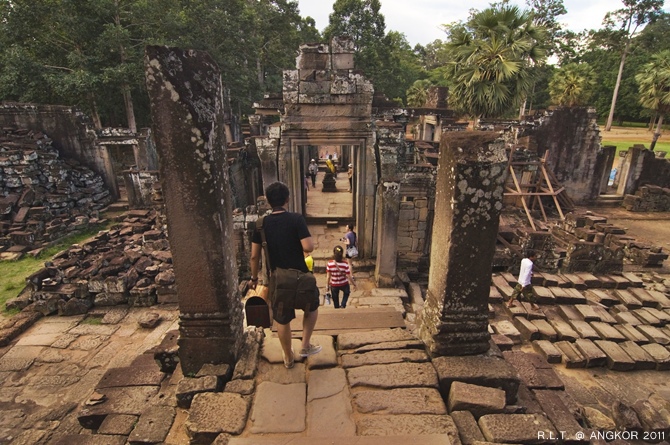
[1,36,670,444]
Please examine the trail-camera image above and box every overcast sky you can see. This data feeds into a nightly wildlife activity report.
[296,0,668,47]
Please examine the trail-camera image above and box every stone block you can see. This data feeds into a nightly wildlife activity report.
[176,376,220,408]
[97,365,166,389]
[186,392,250,441]
[491,334,515,351]
[451,410,486,445]
[619,341,656,370]
[489,286,504,303]
[337,328,416,350]
[563,273,587,289]
[568,320,600,340]
[533,286,555,305]
[629,288,659,307]
[478,414,557,444]
[576,273,600,288]
[614,311,643,326]
[530,319,557,341]
[532,340,562,363]
[555,341,586,368]
[594,340,635,371]
[550,287,586,304]
[128,405,175,444]
[502,351,564,390]
[575,304,600,321]
[356,414,460,439]
[636,325,670,345]
[558,304,583,321]
[448,382,506,418]
[346,362,438,389]
[513,317,539,341]
[613,289,643,309]
[614,324,649,344]
[632,399,670,433]
[590,321,627,342]
[646,307,670,324]
[611,401,643,432]
[340,349,430,368]
[432,355,520,404]
[633,308,663,326]
[574,339,607,367]
[609,275,631,289]
[547,318,580,341]
[641,343,670,370]
[646,289,670,309]
[77,386,160,430]
[621,272,644,287]
[353,387,447,415]
[491,321,521,344]
[533,389,587,443]
[591,306,617,324]
[583,406,615,430]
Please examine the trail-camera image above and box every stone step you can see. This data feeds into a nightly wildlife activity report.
[229,435,451,445]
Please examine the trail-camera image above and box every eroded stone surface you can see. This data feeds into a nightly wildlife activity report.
[249,382,306,433]
[186,392,250,440]
[340,349,430,368]
[337,329,417,350]
[308,367,347,401]
[357,413,459,439]
[354,387,447,415]
[448,382,505,417]
[478,413,557,444]
[346,362,438,389]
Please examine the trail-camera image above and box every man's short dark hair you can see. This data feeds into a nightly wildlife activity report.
[265,182,290,207]
[526,250,537,259]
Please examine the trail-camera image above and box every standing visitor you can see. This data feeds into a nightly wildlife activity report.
[506,251,539,310]
[308,159,318,188]
[347,163,353,192]
[249,182,322,369]
[342,224,358,260]
[326,246,356,309]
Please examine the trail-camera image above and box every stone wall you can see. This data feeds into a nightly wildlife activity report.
[623,185,670,212]
[0,128,112,255]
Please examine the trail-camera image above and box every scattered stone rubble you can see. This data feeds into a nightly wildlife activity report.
[6,209,174,319]
[624,184,670,212]
[0,127,112,258]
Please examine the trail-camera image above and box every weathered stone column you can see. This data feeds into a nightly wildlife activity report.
[418,132,507,356]
[145,46,244,374]
[374,181,400,287]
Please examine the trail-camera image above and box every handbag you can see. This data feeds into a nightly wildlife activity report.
[346,245,358,258]
[257,215,317,311]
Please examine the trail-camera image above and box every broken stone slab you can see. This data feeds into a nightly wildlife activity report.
[306,389,357,438]
[49,435,126,445]
[448,382,506,418]
[568,320,600,340]
[611,401,643,432]
[590,321,627,342]
[231,329,261,380]
[451,410,486,445]
[224,379,255,395]
[532,340,562,364]
[502,351,564,390]
[97,365,166,389]
[619,341,656,370]
[342,339,426,354]
[197,363,232,388]
[478,413,557,444]
[337,328,416,350]
[150,329,179,373]
[176,376,220,408]
[346,362,439,389]
[641,343,670,370]
[491,320,522,344]
[356,414,460,441]
[574,339,608,367]
[97,413,138,435]
[632,399,670,433]
[433,355,520,405]
[533,389,587,443]
[186,392,250,441]
[340,348,430,368]
[530,319,557,341]
[354,387,447,415]
[513,316,539,341]
[636,325,670,345]
[77,386,160,429]
[128,405,175,445]
[491,334,515,351]
[585,289,619,307]
[555,341,587,368]
[307,367,347,401]
[583,406,616,430]
[138,312,161,329]
[613,289,643,309]
[594,340,636,371]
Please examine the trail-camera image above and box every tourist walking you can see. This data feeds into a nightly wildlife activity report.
[308,159,318,188]
[506,251,539,310]
[342,224,358,260]
[249,182,322,368]
[326,246,356,308]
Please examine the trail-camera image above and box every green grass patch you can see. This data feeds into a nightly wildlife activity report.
[0,224,111,315]
[601,140,670,156]
[81,316,103,325]
[597,120,670,130]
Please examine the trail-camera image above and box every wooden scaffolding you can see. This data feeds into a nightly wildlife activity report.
[504,151,574,231]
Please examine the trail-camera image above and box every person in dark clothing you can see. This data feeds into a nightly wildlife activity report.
[249,182,321,368]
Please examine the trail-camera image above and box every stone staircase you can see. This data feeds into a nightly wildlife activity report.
[592,194,624,207]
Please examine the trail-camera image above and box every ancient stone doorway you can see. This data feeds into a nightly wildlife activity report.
[107,144,136,200]
[301,143,356,221]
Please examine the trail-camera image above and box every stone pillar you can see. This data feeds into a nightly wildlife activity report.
[418,132,507,356]
[374,181,400,287]
[145,46,244,374]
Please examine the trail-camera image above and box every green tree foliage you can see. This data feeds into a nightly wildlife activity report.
[406,80,433,107]
[525,0,567,56]
[0,0,319,128]
[549,63,596,106]
[602,0,664,131]
[635,50,670,149]
[443,4,548,122]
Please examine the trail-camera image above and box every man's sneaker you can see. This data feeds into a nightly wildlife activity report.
[299,344,322,357]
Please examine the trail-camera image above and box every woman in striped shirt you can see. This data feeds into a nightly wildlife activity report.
[326,246,357,308]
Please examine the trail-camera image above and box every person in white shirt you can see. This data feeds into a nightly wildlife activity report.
[506,251,539,309]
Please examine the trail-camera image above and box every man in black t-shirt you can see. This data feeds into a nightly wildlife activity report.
[249,182,321,368]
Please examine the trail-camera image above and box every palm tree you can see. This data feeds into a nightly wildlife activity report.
[406,79,433,107]
[635,50,670,151]
[548,63,597,107]
[444,4,547,128]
